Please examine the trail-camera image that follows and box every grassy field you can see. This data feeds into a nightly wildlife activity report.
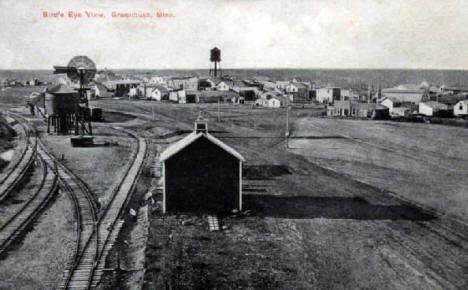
[37,121,135,210]
[0,189,75,290]
[90,99,468,290]
[291,117,468,221]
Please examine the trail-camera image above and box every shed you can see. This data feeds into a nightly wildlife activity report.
[454,100,468,116]
[419,101,449,116]
[380,97,402,110]
[149,86,169,101]
[267,96,288,108]
[159,118,245,214]
[215,81,231,91]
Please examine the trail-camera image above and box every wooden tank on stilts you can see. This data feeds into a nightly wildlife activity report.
[50,56,97,145]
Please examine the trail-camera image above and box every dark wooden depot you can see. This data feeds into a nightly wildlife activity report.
[160,117,244,214]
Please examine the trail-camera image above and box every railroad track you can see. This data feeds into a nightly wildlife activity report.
[7,111,148,289]
[89,129,147,289]
[0,142,58,256]
[5,112,100,289]
[34,141,100,290]
[55,128,147,289]
[0,115,37,201]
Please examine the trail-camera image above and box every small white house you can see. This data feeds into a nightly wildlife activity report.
[254,98,268,107]
[150,87,168,101]
[285,83,299,93]
[150,89,161,101]
[169,91,179,102]
[267,96,288,108]
[129,87,139,98]
[216,81,230,91]
[380,97,401,110]
[177,90,187,103]
[256,91,288,108]
[419,101,448,116]
[316,87,341,103]
[454,100,468,116]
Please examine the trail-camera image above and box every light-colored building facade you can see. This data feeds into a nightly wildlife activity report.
[317,87,341,104]
[418,101,448,116]
[216,81,230,91]
[453,100,468,116]
[381,85,427,104]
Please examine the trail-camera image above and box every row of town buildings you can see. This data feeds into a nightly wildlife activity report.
[327,82,468,119]
[101,75,360,108]
[101,75,468,118]
[1,78,48,88]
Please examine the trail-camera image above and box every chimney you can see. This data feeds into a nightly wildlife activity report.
[194,112,208,134]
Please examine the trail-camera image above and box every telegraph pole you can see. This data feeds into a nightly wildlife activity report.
[285,98,290,148]
[217,99,221,122]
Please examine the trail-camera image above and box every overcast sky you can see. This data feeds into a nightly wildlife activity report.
[1,0,468,70]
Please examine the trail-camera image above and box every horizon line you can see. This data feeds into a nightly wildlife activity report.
[1,67,468,71]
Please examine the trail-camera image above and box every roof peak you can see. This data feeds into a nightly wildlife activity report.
[160,132,245,162]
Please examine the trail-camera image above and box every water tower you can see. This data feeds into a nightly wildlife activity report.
[52,55,96,137]
[209,47,221,78]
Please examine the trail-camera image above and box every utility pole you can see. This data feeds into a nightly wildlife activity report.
[367,82,372,104]
[217,99,221,122]
[285,99,290,148]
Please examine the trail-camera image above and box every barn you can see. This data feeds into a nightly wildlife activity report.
[160,118,245,214]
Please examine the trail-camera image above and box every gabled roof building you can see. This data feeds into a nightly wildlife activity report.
[159,116,245,214]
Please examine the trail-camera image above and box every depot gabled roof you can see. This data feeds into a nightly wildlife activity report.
[160,132,245,162]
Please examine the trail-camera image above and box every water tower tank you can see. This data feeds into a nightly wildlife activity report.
[210,47,221,62]
[44,84,78,116]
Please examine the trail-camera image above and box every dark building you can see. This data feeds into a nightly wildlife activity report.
[332,87,341,101]
[309,89,316,101]
[288,83,309,103]
[115,80,140,97]
[160,117,245,214]
[239,90,256,101]
[44,84,78,134]
[198,78,215,90]
[199,90,238,103]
